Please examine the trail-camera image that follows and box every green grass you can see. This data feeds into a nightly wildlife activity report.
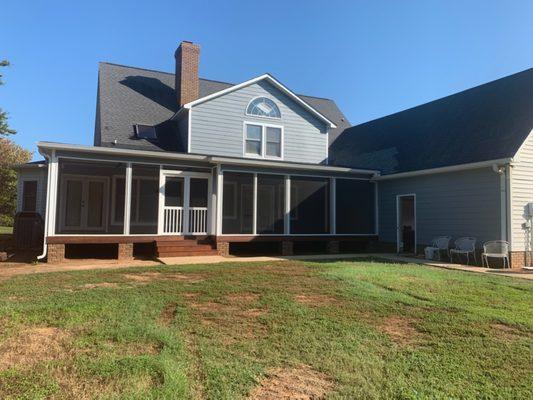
[0,258,532,399]
[0,226,12,234]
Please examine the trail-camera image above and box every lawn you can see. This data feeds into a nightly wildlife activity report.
[0,259,532,399]
[0,226,13,234]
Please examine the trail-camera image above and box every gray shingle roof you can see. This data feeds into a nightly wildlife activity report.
[96,62,350,153]
[330,68,533,174]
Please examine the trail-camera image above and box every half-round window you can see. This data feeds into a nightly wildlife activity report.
[246,97,281,118]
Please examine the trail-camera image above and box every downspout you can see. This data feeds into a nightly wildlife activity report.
[37,151,53,260]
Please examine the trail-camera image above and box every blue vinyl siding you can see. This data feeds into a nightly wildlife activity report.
[190,80,328,164]
[378,167,502,247]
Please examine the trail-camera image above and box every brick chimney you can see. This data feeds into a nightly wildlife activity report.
[175,41,200,107]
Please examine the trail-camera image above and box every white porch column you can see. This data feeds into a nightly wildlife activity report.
[183,176,190,234]
[157,165,165,234]
[284,175,290,235]
[123,163,132,235]
[330,178,336,235]
[252,173,258,235]
[216,166,223,236]
[47,152,59,236]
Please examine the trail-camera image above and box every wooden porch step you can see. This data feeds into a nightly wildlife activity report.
[157,250,219,257]
[154,236,217,257]
[156,244,215,252]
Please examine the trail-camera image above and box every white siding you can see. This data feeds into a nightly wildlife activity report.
[510,130,533,251]
[17,167,48,217]
[190,80,328,164]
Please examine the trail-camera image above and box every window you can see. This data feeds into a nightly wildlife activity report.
[246,97,281,118]
[245,124,262,156]
[22,181,37,212]
[244,123,283,159]
[134,124,157,140]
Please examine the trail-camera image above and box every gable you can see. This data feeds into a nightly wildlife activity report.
[95,63,349,154]
[189,80,331,163]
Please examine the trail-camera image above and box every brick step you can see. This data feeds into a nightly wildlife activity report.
[156,240,211,248]
[157,250,219,257]
[156,244,215,252]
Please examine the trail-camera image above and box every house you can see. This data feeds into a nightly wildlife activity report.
[15,41,533,268]
[17,41,378,263]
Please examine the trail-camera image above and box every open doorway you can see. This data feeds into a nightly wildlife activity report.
[396,194,416,254]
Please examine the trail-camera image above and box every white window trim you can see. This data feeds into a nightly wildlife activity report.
[243,121,284,160]
[245,96,282,120]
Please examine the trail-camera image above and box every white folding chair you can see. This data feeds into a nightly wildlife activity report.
[449,237,477,265]
[482,240,510,269]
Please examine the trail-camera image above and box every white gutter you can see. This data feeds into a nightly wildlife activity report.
[37,142,210,162]
[373,158,513,181]
[37,151,53,260]
[36,142,379,176]
[209,156,380,175]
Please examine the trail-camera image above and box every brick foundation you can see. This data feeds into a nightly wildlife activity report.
[117,243,133,260]
[217,241,230,257]
[326,241,340,254]
[509,251,532,269]
[281,241,294,256]
[47,243,65,263]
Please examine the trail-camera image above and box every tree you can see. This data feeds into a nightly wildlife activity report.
[0,60,30,227]
[0,60,16,136]
[0,138,32,226]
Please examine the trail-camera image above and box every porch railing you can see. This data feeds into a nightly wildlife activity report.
[163,207,184,234]
[163,206,208,234]
[188,207,208,234]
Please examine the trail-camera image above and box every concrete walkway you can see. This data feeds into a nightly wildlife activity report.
[372,253,533,281]
[1,253,532,281]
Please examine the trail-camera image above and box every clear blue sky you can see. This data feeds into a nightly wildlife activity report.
[2,0,533,160]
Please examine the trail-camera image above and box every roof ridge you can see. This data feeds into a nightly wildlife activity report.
[352,66,533,129]
[99,61,334,102]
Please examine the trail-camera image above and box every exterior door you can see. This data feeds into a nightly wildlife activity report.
[396,194,416,254]
[160,172,211,235]
[61,177,107,231]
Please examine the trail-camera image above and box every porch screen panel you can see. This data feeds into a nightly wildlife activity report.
[335,179,375,234]
[257,174,285,234]
[129,165,159,234]
[222,172,253,234]
[289,177,329,234]
[56,159,126,234]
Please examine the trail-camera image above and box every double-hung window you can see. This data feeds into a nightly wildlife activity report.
[244,123,283,159]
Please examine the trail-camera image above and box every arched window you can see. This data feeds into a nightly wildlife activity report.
[246,97,281,118]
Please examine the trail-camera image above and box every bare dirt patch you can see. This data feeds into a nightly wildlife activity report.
[0,327,70,371]
[225,292,260,303]
[248,365,334,400]
[159,303,177,326]
[123,272,206,283]
[378,315,420,345]
[81,282,120,289]
[294,294,338,306]
[182,292,199,299]
[491,323,524,340]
